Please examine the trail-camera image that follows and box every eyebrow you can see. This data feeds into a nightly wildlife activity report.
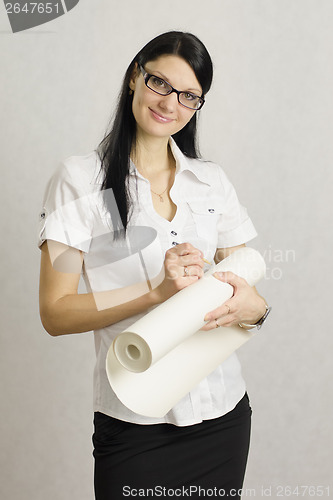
[146,68,202,95]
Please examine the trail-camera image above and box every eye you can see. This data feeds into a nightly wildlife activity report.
[151,76,167,88]
[183,92,198,102]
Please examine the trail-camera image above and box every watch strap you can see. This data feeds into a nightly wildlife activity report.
[239,305,272,330]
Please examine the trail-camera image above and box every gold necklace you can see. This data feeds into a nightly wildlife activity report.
[135,151,175,202]
[150,186,168,202]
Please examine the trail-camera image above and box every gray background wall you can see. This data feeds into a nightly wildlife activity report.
[1,0,332,498]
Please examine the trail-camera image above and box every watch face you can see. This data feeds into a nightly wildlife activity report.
[257,306,272,329]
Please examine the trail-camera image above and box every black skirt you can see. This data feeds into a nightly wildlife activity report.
[93,393,252,499]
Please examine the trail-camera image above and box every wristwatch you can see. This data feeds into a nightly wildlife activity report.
[239,304,272,330]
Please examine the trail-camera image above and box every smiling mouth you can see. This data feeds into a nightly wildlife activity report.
[149,108,174,123]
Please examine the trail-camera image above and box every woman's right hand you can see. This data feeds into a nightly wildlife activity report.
[152,243,204,303]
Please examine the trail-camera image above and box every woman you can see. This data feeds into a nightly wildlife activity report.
[39,31,270,499]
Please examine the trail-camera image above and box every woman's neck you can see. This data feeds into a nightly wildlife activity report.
[131,134,174,175]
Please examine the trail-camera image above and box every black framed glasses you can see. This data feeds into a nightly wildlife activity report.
[139,64,205,111]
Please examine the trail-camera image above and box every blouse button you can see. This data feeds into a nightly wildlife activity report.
[172,241,179,246]
[208,208,215,213]
[171,230,177,236]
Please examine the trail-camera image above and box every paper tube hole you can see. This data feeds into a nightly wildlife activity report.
[126,344,141,361]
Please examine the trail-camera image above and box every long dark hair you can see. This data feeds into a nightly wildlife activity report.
[97,31,213,234]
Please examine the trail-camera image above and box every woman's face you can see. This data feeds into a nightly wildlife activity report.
[129,55,202,141]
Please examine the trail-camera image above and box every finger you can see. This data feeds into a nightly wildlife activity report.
[183,264,204,278]
[166,259,204,280]
[175,242,203,259]
[181,253,205,268]
[200,320,216,331]
[204,301,233,322]
[165,246,203,269]
[171,242,194,255]
[201,314,237,331]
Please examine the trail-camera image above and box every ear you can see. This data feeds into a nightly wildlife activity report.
[129,62,139,91]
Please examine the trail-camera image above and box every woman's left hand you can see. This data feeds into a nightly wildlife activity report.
[201,271,267,330]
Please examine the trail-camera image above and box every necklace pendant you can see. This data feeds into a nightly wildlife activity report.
[159,195,164,202]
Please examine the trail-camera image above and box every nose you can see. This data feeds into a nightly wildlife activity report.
[158,91,178,112]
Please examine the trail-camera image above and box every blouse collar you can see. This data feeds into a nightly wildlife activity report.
[129,137,211,186]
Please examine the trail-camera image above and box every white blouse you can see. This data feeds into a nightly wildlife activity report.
[38,138,257,426]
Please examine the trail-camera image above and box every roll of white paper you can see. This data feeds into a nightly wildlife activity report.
[113,247,265,372]
[107,324,256,418]
[106,247,266,417]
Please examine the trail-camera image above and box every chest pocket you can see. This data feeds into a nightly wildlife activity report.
[187,199,225,245]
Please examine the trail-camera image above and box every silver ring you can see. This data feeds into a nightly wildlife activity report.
[184,266,188,276]
[215,319,219,328]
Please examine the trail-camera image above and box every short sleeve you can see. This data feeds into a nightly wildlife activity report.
[38,161,93,252]
[216,166,257,248]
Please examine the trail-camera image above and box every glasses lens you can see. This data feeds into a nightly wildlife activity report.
[179,92,203,110]
[147,75,172,95]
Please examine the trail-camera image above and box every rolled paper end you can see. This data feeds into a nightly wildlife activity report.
[113,332,152,373]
